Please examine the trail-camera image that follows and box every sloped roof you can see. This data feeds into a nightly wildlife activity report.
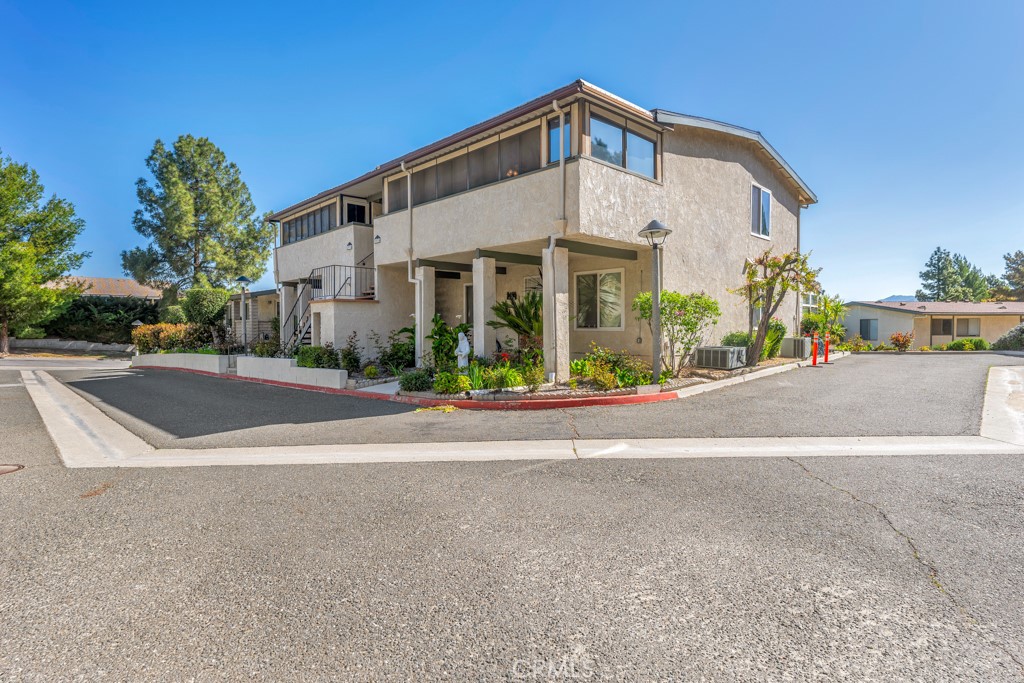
[57,277,163,299]
[850,300,1024,315]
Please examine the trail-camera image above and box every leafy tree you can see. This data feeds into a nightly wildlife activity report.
[998,250,1024,300]
[44,295,159,344]
[952,254,990,301]
[818,293,848,341]
[181,287,230,327]
[733,249,820,367]
[122,135,274,289]
[0,151,88,354]
[632,290,721,373]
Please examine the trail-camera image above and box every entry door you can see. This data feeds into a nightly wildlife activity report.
[464,284,474,325]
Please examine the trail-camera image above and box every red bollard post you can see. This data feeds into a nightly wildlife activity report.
[824,330,830,364]
[812,331,819,366]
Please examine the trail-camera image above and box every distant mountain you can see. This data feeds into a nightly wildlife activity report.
[879,295,918,302]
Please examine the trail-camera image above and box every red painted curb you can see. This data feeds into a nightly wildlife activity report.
[131,365,681,410]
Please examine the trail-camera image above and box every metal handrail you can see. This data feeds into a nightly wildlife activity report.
[283,265,377,351]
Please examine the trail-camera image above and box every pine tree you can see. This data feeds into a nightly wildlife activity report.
[121,135,275,289]
[1000,250,1024,300]
[916,247,957,301]
[0,151,88,355]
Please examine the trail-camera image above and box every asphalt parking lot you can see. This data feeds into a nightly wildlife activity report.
[3,354,1024,680]
[51,353,1024,449]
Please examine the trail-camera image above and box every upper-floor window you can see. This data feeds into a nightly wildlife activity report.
[801,293,818,313]
[282,204,335,246]
[346,202,367,225]
[751,185,771,238]
[548,114,571,163]
[589,114,656,179]
[386,124,543,212]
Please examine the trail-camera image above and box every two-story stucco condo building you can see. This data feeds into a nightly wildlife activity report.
[268,80,817,380]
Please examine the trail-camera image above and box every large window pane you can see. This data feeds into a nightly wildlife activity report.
[436,153,468,198]
[575,273,598,328]
[468,141,500,188]
[760,189,771,236]
[548,115,571,163]
[346,203,366,224]
[860,319,878,341]
[956,318,980,336]
[388,176,408,212]
[626,130,655,178]
[931,318,952,336]
[598,272,622,328]
[590,116,623,166]
[500,135,520,178]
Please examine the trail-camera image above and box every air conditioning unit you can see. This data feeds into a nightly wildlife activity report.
[781,337,812,359]
[695,346,746,370]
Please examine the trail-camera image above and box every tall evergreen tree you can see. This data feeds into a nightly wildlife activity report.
[951,253,990,301]
[999,250,1024,300]
[0,151,88,355]
[916,247,958,301]
[121,135,274,289]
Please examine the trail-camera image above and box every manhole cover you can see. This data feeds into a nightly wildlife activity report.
[0,465,24,476]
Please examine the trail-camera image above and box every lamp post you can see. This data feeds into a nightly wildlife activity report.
[638,220,672,380]
[235,276,252,353]
[131,320,144,356]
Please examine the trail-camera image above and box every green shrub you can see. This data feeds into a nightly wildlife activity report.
[44,294,159,343]
[569,358,593,378]
[399,368,433,392]
[433,372,472,394]
[182,288,230,326]
[13,326,46,339]
[993,323,1024,351]
[252,340,280,358]
[162,305,186,324]
[721,331,752,348]
[591,362,618,391]
[295,345,340,369]
[426,314,469,371]
[762,318,787,359]
[466,362,486,390]
[131,322,209,353]
[370,326,416,371]
[339,332,362,373]
[947,337,988,351]
[521,363,547,392]
[582,343,652,385]
[485,364,524,389]
[364,365,378,379]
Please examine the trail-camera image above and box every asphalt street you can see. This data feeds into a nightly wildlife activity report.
[49,353,1024,449]
[2,355,1024,680]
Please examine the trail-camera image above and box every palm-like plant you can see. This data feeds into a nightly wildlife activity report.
[489,291,543,347]
[819,293,849,341]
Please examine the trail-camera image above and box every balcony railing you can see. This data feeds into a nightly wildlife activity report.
[309,265,376,301]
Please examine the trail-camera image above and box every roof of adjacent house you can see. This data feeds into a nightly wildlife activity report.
[268,79,815,220]
[54,277,163,299]
[849,300,1024,315]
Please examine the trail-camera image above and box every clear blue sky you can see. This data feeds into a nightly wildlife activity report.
[2,0,1022,299]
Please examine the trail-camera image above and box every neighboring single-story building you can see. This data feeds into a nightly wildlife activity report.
[843,300,1024,348]
[225,289,279,345]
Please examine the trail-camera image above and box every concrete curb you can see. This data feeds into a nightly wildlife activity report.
[132,352,851,411]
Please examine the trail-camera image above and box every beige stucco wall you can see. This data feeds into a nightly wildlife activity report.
[311,265,414,354]
[843,305,1022,348]
[372,163,580,266]
[275,229,350,284]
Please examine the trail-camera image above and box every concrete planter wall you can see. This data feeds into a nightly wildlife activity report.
[132,353,231,374]
[236,356,348,389]
[12,338,134,353]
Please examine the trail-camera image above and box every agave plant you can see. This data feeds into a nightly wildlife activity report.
[488,291,542,348]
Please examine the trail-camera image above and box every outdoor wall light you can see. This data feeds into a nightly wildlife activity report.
[374,234,382,244]
[346,242,353,250]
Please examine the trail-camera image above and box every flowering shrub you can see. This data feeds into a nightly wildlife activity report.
[131,323,209,353]
[889,331,915,352]
[632,290,721,371]
[432,372,471,394]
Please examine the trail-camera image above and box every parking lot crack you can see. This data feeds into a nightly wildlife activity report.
[558,408,581,458]
[787,456,1024,675]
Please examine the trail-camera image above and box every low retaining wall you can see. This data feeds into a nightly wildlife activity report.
[133,353,231,374]
[12,338,134,353]
[236,356,348,390]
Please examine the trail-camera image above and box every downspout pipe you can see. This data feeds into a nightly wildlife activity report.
[401,161,424,366]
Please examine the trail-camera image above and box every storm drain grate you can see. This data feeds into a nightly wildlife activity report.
[0,465,24,476]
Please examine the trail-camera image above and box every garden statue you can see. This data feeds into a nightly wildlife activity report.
[456,331,470,368]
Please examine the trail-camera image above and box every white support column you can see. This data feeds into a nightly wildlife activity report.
[543,246,570,381]
[415,266,435,366]
[280,285,296,342]
[473,256,497,358]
